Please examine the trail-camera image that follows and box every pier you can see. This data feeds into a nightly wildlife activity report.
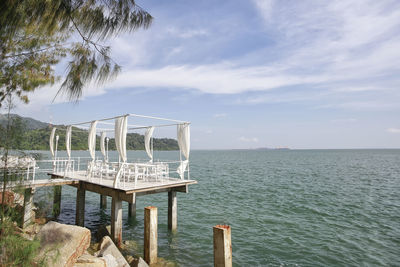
[2,113,197,247]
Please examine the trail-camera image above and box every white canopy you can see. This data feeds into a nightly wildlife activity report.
[66,126,72,159]
[145,126,155,161]
[49,127,56,158]
[100,131,107,160]
[177,123,190,160]
[115,116,128,162]
[88,120,98,160]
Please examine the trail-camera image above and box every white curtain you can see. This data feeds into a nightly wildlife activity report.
[177,123,190,179]
[177,160,188,179]
[177,123,190,160]
[145,126,155,161]
[50,127,56,158]
[66,126,72,159]
[100,131,106,160]
[88,120,98,160]
[115,116,128,162]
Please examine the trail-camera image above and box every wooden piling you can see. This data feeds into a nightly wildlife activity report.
[213,225,232,267]
[53,185,62,217]
[111,197,123,247]
[100,195,107,209]
[144,206,158,265]
[128,194,136,218]
[168,191,177,231]
[75,183,86,226]
[21,188,35,228]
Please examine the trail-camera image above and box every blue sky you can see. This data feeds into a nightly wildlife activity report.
[14,0,400,149]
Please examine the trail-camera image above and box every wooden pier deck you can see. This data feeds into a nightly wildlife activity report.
[2,171,197,246]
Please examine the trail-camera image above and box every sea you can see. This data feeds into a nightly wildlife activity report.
[32,149,400,266]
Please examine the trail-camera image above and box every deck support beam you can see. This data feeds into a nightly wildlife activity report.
[144,206,158,265]
[128,194,136,219]
[100,195,107,209]
[111,197,123,247]
[75,183,86,226]
[53,185,62,217]
[168,191,177,231]
[21,188,35,228]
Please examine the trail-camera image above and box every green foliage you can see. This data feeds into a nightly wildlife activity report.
[0,218,46,266]
[0,0,152,105]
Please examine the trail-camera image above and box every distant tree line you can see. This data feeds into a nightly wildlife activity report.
[0,117,179,151]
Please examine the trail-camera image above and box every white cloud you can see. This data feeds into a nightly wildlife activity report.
[239,136,259,142]
[252,0,274,22]
[166,27,208,39]
[213,113,227,118]
[387,128,400,134]
[14,0,400,115]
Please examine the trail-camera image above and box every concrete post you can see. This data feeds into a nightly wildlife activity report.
[128,194,136,219]
[100,195,107,209]
[144,206,158,265]
[75,183,85,226]
[21,188,35,228]
[213,225,232,267]
[53,185,62,217]
[111,197,123,247]
[168,191,177,231]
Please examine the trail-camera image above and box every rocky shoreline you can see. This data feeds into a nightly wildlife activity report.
[1,191,175,267]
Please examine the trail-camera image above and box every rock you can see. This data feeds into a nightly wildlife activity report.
[73,253,107,267]
[97,236,130,267]
[35,217,47,225]
[96,224,111,242]
[129,257,149,267]
[22,222,44,240]
[35,221,91,267]
[102,254,119,267]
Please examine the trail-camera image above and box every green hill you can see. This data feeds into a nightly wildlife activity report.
[0,113,49,130]
[0,115,179,151]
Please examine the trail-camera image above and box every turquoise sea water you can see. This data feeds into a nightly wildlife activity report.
[33,149,400,266]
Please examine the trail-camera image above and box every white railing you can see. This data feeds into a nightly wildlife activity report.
[48,156,190,189]
[0,159,37,184]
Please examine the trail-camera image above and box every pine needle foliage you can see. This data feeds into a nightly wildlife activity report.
[0,0,152,105]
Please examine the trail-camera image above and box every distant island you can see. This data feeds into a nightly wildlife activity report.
[256,147,290,150]
[0,114,179,151]
[231,147,290,151]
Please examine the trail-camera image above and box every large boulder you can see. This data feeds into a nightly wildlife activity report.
[96,236,130,267]
[73,253,107,267]
[35,221,91,267]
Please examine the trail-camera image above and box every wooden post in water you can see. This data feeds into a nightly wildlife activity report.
[75,183,86,226]
[111,196,123,247]
[144,206,158,265]
[213,225,232,267]
[53,185,62,217]
[128,194,136,218]
[21,188,35,228]
[168,191,177,231]
[100,195,107,209]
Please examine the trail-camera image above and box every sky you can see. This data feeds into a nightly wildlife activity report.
[12,0,400,149]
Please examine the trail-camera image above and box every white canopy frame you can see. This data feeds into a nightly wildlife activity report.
[54,113,191,188]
